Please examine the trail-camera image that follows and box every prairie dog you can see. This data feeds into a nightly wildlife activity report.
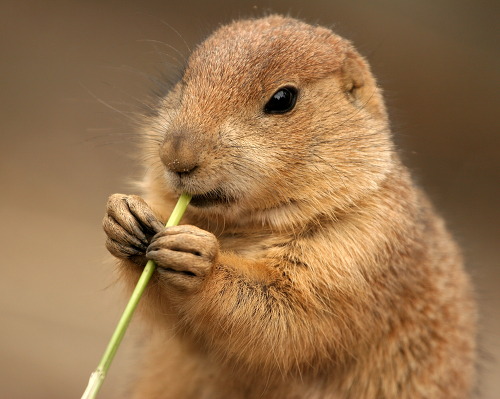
[103,15,477,398]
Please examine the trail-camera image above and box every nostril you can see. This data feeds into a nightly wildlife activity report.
[167,159,199,177]
[176,166,198,178]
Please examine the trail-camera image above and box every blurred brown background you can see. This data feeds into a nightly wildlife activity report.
[0,0,498,398]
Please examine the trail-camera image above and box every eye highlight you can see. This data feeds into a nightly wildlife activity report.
[264,86,298,114]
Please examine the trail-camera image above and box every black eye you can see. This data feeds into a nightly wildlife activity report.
[264,86,298,114]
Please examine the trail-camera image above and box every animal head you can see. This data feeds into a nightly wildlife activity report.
[143,15,394,228]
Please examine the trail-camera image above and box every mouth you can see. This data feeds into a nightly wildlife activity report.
[189,188,235,208]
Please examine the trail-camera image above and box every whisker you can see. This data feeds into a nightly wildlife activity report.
[159,20,192,54]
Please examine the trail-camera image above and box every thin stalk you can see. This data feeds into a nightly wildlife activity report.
[81,193,192,399]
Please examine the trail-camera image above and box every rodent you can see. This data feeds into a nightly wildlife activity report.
[103,15,477,399]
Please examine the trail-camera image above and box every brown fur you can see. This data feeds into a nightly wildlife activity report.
[103,15,476,398]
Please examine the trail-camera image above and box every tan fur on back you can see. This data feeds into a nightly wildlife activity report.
[116,15,476,398]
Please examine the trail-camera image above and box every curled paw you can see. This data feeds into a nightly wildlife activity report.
[146,225,218,290]
[103,194,164,266]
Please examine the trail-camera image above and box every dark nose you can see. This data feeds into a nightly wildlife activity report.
[160,130,200,177]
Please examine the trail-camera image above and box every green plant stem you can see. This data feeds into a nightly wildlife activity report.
[81,193,192,399]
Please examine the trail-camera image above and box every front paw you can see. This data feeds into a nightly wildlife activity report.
[103,194,164,266]
[146,225,218,291]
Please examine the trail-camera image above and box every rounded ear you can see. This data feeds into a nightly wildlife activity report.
[339,49,387,121]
